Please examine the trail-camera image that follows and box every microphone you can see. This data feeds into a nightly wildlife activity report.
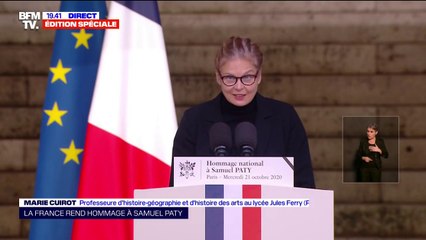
[235,122,257,156]
[209,122,232,156]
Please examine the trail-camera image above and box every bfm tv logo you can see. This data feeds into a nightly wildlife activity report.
[18,12,41,30]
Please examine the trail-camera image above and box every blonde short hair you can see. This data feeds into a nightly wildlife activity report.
[215,36,263,71]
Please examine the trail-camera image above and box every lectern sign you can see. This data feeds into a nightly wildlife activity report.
[173,157,294,187]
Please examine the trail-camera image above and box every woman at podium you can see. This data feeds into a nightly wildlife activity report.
[170,36,315,188]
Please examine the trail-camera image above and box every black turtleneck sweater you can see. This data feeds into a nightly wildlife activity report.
[220,93,257,155]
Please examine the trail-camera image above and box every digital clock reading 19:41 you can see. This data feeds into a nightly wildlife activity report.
[43,12,62,19]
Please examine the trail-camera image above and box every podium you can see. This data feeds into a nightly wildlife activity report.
[134,184,333,239]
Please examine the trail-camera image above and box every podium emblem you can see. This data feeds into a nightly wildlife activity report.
[179,160,196,179]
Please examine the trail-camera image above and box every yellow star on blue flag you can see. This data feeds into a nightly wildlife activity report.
[72,29,93,49]
[50,59,72,84]
[60,140,83,164]
[44,102,67,126]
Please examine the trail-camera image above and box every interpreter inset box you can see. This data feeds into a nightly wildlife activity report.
[342,116,399,183]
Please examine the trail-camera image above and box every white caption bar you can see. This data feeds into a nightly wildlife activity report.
[20,198,310,208]
[42,12,100,20]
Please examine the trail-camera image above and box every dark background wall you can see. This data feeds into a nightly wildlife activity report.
[1,1,426,239]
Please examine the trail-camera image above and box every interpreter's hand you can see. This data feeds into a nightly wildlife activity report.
[369,144,382,154]
[362,156,373,162]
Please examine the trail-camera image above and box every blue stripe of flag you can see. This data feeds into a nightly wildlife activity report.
[205,185,225,240]
[116,0,161,25]
[29,1,107,240]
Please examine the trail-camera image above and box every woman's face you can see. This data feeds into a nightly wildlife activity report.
[367,127,378,140]
[216,57,261,107]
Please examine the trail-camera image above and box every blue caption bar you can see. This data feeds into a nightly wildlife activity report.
[20,207,188,219]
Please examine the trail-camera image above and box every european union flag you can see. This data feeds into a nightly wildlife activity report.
[29,1,107,239]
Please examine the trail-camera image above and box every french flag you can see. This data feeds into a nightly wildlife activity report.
[72,1,177,239]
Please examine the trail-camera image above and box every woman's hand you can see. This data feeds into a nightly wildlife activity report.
[362,156,373,162]
[369,144,382,154]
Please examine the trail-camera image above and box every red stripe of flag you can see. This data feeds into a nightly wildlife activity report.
[243,185,262,240]
[72,124,170,240]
